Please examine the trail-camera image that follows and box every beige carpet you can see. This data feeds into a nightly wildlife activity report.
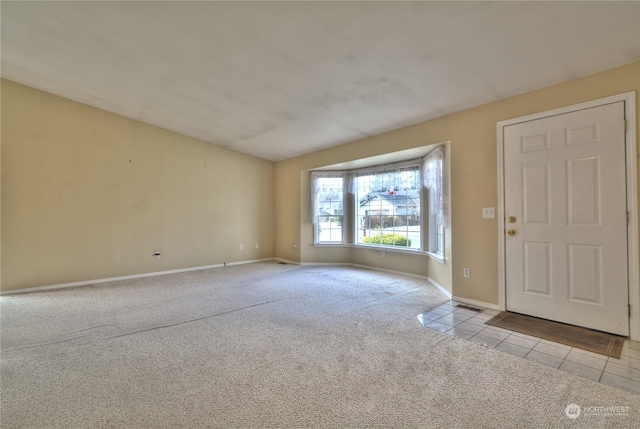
[1,262,638,428]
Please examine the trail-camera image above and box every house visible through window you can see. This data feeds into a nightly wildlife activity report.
[354,162,421,249]
[311,145,446,258]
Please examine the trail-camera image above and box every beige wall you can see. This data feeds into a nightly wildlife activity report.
[1,80,275,292]
[275,62,640,304]
[3,62,638,299]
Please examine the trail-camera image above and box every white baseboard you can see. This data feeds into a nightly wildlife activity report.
[2,259,489,312]
[428,277,452,299]
[225,258,274,267]
[0,258,276,296]
[283,260,432,282]
[301,261,351,267]
[348,263,431,281]
[273,258,301,265]
[302,263,455,301]
[452,296,500,311]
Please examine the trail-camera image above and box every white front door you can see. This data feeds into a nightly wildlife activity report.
[503,102,629,336]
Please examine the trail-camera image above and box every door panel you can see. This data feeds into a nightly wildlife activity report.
[523,163,550,224]
[567,157,600,225]
[504,102,628,336]
[523,241,551,295]
[568,244,602,304]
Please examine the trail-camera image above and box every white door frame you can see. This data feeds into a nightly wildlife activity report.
[497,92,639,341]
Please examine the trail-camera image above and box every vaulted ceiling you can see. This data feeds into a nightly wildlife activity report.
[2,1,639,161]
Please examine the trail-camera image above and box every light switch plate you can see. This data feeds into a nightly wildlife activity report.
[482,207,495,218]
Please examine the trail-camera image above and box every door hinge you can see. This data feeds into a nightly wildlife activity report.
[630,304,632,318]
[624,119,628,133]
[627,211,630,225]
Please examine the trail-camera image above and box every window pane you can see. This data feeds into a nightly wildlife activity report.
[356,166,420,250]
[424,146,445,258]
[314,176,344,243]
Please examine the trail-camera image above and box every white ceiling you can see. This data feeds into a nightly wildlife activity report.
[2,1,639,161]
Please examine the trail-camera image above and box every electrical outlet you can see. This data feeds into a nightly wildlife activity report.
[381,251,386,258]
[463,267,470,278]
[255,243,259,249]
[240,244,244,250]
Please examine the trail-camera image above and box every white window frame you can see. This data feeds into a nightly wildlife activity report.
[423,145,446,260]
[311,171,347,245]
[310,145,447,259]
[428,189,444,255]
[352,160,422,251]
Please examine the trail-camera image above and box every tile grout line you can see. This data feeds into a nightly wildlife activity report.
[599,358,606,382]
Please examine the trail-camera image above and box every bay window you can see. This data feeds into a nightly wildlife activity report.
[311,145,446,258]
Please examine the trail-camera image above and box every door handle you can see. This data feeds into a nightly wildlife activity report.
[507,216,516,223]
[507,229,516,236]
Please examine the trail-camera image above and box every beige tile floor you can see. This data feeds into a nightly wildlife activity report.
[417,301,640,395]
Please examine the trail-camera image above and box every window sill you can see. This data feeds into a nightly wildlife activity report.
[313,243,349,247]
[426,251,446,264]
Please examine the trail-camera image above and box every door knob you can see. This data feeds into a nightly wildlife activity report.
[507,216,516,223]
[507,229,516,236]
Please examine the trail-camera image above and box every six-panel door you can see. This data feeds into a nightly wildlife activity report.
[504,102,629,336]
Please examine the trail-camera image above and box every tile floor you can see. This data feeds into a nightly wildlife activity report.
[417,301,640,395]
